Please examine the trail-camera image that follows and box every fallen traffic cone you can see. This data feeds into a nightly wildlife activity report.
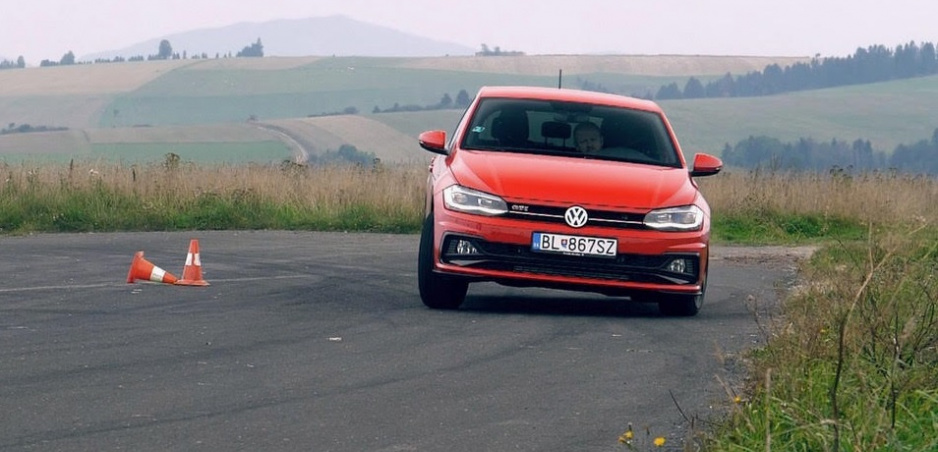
[127,251,178,284]
[175,239,209,286]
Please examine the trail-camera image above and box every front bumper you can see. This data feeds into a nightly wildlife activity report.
[431,210,708,296]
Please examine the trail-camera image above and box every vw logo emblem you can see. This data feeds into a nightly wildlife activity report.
[564,206,589,228]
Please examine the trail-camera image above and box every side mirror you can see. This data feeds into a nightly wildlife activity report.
[689,153,723,177]
[418,130,448,155]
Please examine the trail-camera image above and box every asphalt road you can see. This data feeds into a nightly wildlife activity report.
[0,231,806,452]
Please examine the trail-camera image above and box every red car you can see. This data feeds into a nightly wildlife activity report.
[417,86,722,316]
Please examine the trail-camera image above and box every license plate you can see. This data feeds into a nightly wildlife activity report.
[531,232,617,258]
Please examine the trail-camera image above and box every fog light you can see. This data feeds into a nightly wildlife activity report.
[667,258,687,274]
[455,239,479,255]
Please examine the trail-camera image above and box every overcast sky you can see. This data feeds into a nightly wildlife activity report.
[2,0,936,64]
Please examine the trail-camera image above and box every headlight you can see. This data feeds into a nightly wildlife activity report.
[443,185,508,216]
[643,205,704,231]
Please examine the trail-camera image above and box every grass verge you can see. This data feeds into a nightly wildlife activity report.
[702,225,938,451]
[696,170,938,451]
[0,159,424,234]
[701,169,938,244]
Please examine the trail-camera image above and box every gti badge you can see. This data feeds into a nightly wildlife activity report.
[564,206,588,228]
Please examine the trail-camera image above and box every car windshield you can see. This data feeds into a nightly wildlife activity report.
[461,98,681,167]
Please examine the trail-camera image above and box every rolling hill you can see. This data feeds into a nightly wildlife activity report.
[1,54,936,165]
[80,15,476,61]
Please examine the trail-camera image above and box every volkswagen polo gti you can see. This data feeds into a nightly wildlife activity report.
[417,86,723,316]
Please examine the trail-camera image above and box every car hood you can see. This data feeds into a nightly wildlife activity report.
[449,151,699,210]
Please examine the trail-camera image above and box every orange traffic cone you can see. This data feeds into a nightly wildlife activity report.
[127,251,178,284]
[176,239,209,286]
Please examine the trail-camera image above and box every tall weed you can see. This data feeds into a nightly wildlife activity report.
[0,159,426,233]
[705,225,938,451]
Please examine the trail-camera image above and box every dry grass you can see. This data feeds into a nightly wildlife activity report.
[3,161,935,236]
[62,160,426,212]
[0,159,427,233]
[699,169,938,226]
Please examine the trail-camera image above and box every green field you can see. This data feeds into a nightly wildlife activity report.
[366,110,464,137]
[0,141,290,165]
[98,61,554,127]
[2,55,937,164]
[363,74,938,161]
[663,76,938,154]
[90,142,291,164]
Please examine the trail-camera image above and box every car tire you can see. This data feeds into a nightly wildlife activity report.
[658,275,706,317]
[418,214,468,309]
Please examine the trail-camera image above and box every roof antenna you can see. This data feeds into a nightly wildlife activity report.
[558,69,563,89]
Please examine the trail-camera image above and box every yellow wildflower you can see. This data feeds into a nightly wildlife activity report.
[654,437,666,447]
[618,425,634,444]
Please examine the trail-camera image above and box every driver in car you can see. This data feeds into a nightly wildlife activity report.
[574,122,604,154]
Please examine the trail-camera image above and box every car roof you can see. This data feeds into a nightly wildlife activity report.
[475,86,664,113]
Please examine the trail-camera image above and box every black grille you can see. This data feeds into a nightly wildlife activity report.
[506,203,647,230]
[442,235,699,284]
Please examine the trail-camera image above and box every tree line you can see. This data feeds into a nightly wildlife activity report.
[371,90,472,114]
[296,89,473,120]
[2,123,67,135]
[0,38,266,69]
[722,128,938,175]
[0,56,26,69]
[654,41,938,100]
[476,44,525,57]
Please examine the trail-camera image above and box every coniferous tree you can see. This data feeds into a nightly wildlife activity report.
[682,77,705,98]
[660,40,938,100]
[706,73,736,97]
[454,89,472,108]
[654,82,682,100]
[761,64,784,94]
[889,130,938,175]
[921,42,937,74]
[439,93,453,108]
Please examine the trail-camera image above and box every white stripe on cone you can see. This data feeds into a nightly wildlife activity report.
[151,267,167,282]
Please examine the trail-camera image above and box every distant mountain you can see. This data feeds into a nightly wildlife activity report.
[81,15,476,61]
